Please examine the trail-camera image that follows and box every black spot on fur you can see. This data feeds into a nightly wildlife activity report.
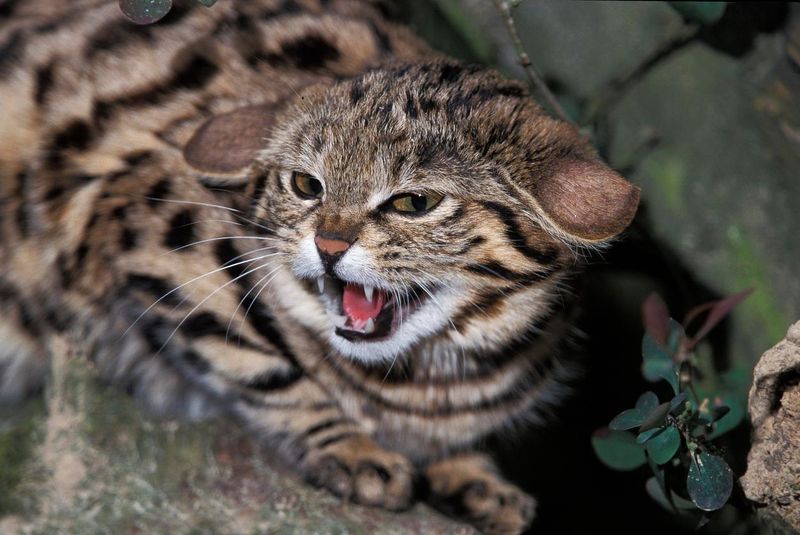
[0,30,23,75]
[266,35,340,69]
[15,202,29,238]
[120,227,137,251]
[244,366,303,391]
[0,0,22,18]
[182,349,211,374]
[164,209,196,250]
[419,97,437,113]
[146,179,171,207]
[110,204,128,220]
[125,273,183,307]
[369,22,392,54]
[261,0,300,19]
[404,92,418,119]
[44,185,65,201]
[157,1,192,25]
[34,63,55,104]
[350,79,365,104]
[181,312,227,338]
[123,151,154,167]
[173,55,219,90]
[51,120,93,151]
[439,63,463,83]
[88,20,156,57]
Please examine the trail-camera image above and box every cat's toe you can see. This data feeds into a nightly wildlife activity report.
[304,435,414,511]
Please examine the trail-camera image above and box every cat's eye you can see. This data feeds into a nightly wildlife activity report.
[390,192,444,214]
[291,172,324,199]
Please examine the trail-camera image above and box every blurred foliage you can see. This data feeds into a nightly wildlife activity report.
[668,2,727,25]
[592,290,751,518]
[119,0,217,24]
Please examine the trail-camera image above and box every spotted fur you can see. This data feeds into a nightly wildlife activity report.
[0,1,639,533]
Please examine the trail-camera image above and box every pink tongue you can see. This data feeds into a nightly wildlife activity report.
[342,283,386,323]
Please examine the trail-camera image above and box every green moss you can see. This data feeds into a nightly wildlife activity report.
[726,225,790,352]
[642,153,686,212]
[0,400,45,515]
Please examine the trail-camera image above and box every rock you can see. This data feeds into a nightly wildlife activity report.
[0,336,473,534]
[740,321,800,533]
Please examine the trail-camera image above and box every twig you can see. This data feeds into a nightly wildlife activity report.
[492,0,573,124]
[582,24,700,125]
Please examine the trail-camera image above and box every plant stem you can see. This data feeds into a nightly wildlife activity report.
[491,0,573,124]
[581,24,700,124]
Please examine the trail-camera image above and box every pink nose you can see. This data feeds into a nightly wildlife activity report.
[314,235,350,256]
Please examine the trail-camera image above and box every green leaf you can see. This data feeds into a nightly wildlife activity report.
[642,332,672,362]
[666,319,685,356]
[641,333,679,392]
[636,391,659,414]
[639,402,672,432]
[642,360,679,393]
[670,392,688,413]
[668,2,727,25]
[609,408,644,431]
[687,451,733,511]
[646,426,681,465]
[637,427,662,444]
[709,394,745,439]
[592,428,647,471]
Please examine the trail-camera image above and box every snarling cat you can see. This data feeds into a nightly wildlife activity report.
[0,1,639,533]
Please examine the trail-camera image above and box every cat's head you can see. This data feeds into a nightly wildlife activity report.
[186,60,639,363]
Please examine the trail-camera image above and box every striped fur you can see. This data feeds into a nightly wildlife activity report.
[0,1,638,533]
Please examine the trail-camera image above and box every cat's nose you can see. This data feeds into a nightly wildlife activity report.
[314,235,351,256]
[314,235,352,273]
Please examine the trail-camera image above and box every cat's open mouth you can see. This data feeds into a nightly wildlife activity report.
[310,275,427,341]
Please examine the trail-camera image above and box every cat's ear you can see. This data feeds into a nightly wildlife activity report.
[183,104,277,177]
[531,159,640,243]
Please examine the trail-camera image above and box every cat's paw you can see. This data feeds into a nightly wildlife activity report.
[425,453,536,535]
[303,434,414,511]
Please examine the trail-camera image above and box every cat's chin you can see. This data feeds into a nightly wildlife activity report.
[304,274,458,363]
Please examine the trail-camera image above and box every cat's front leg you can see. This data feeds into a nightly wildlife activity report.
[423,452,536,535]
[232,386,414,511]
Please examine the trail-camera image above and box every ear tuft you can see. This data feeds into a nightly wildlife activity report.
[533,159,640,243]
[183,104,275,175]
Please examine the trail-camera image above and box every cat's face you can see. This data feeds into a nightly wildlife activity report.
[248,61,638,363]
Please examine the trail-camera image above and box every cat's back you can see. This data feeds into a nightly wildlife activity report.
[0,0,428,188]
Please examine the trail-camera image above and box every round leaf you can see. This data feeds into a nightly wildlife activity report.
[639,402,672,432]
[636,391,659,414]
[668,2,727,25]
[609,408,644,431]
[646,426,681,465]
[642,333,672,362]
[642,359,679,393]
[709,394,745,439]
[119,0,172,24]
[687,452,733,511]
[592,429,647,471]
[669,392,688,413]
[637,427,662,444]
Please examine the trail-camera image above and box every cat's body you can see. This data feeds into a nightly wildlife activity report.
[0,1,639,533]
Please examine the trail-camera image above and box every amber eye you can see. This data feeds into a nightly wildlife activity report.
[291,172,324,199]
[390,192,444,214]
